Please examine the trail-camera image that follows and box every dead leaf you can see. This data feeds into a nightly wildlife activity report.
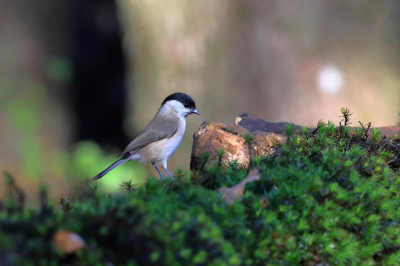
[266,133,277,147]
[53,230,86,253]
[218,169,260,204]
[259,195,270,208]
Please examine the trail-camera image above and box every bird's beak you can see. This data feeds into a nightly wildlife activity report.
[192,108,201,115]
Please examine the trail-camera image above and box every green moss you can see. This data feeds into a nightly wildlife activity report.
[1,111,400,265]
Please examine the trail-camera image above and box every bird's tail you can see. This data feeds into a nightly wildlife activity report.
[92,158,129,180]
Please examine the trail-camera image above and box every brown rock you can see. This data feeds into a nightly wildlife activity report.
[190,114,400,171]
[190,121,285,171]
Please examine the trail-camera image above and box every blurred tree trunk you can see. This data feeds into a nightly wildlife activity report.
[71,0,128,149]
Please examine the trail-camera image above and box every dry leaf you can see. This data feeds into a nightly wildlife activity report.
[259,195,270,209]
[53,230,86,253]
[218,169,260,204]
[266,133,277,147]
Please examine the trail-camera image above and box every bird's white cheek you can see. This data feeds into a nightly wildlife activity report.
[175,107,188,117]
[164,100,190,117]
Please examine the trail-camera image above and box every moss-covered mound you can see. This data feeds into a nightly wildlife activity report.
[1,111,400,265]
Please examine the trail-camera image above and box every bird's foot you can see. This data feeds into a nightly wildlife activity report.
[164,169,175,180]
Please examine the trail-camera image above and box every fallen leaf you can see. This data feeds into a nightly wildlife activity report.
[259,195,270,208]
[53,230,86,253]
[218,169,260,204]
[266,133,277,147]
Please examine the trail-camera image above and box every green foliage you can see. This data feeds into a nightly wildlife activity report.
[1,78,144,185]
[397,111,400,126]
[0,177,245,266]
[47,57,74,83]
[218,148,225,168]
[285,124,293,136]
[1,112,400,265]
[71,141,146,191]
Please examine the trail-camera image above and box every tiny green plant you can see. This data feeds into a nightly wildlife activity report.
[340,107,352,126]
[397,111,400,126]
[285,124,293,137]
[371,127,381,142]
[201,151,211,170]
[174,168,186,180]
[244,132,253,167]
[355,126,362,137]
[218,148,225,167]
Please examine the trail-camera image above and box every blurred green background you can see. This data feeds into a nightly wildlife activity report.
[0,0,399,200]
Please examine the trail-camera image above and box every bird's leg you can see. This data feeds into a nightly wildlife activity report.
[152,162,164,180]
[164,168,174,179]
[161,161,174,180]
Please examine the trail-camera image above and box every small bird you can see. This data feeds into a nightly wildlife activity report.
[92,92,201,180]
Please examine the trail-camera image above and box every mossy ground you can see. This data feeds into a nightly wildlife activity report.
[1,110,400,266]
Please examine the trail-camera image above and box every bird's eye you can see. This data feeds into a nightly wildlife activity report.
[184,104,189,108]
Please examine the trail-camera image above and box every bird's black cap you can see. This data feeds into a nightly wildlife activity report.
[161,92,196,109]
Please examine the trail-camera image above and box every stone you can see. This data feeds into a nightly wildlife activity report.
[237,113,400,137]
[236,113,303,134]
[190,114,400,171]
[190,119,287,171]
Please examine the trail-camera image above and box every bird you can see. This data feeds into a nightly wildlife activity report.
[92,92,201,180]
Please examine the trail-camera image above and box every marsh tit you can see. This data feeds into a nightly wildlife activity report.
[92,92,201,180]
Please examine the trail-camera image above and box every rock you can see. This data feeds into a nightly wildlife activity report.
[236,113,303,134]
[190,120,286,171]
[190,114,400,171]
[237,113,400,137]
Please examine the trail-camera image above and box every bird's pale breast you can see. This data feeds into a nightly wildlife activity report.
[137,118,186,164]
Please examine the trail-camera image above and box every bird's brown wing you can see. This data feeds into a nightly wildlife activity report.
[120,115,179,157]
